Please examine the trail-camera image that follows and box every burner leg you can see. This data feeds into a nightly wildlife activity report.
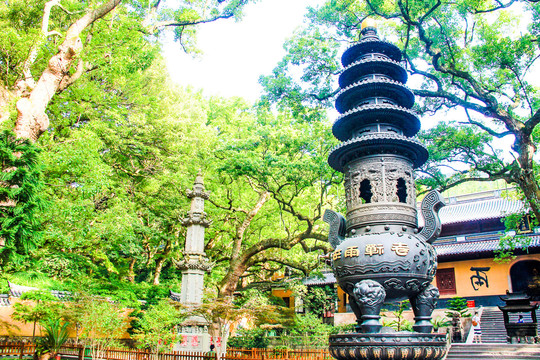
[411,285,439,333]
[352,279,386,333]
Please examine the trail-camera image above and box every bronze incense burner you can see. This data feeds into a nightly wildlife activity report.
[324,20,448,360]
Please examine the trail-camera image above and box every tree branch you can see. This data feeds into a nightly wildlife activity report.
[461,108,513,138]
[525,108,540,136]
[472,0,518,14]
[58,59,85,91]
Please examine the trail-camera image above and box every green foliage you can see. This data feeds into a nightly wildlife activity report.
[417,122,505,193]
[445,297,471,319]
[79,297,126,360]
[300,285,337,317]
[134,299,185,354]
[35,318,69,357]
[382,300,412,332]
[0,1,251,89]
[496,190,538,261]
[20,290,57,302]
[282,313,334,348]
[331,323,355,335]
[203,101,338,296]
[228,327,269,349]
[11,290,64,339]
[197,293,294,341]
[431,316,452,332]
[0,131,44,270]
[258,26,340,122]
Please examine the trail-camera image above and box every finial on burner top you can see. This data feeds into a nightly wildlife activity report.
[361,18,377,30]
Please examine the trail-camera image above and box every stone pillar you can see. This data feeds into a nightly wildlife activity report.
[174,172,213,352]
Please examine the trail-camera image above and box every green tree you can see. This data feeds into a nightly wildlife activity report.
[201,100,339,300]
[283,313,333,348]
[11,290,61,340]
[260,0,540,223]
[196,292,293,353]
[0,0,252,142]
[445,296,471,319]
[299,285,337,318]
[227,327,269,349]
[79,297,126,360]
[445,296,471,342]
[33,57,209,286]
[382,300,412,332]
[35,318,69,360]
[0,131,44,269]
[134,299,185,356]
[0,0,250,271]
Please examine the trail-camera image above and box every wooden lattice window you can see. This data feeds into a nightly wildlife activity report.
[436,268,457,295]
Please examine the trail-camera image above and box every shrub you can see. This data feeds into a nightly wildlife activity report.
[228,328,269,349]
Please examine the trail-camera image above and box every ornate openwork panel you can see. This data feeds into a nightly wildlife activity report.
[436,268,457,296]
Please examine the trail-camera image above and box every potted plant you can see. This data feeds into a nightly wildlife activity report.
[445,297,471,342]
[35,319,69,360]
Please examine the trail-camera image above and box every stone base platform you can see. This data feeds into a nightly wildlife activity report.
[329,332,448,360]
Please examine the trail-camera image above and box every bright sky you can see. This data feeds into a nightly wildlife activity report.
[164,0,325,102]
[162,1,533,163]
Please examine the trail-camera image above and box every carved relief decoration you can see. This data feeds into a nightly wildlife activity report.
[329,333,447,360]
[335,260,411,276]
[413,285,440,312]
[352,279,386,307]
[181,211,212,227]
[345,156,416,209]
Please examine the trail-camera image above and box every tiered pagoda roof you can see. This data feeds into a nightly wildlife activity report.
[328,22,427,173]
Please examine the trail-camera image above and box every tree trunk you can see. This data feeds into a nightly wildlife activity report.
[218,260,248,298]
[14,0,122,141]
[515,170,540,221]
[513,136,540,221]
[153,257,166,285]
[127,258,136,283]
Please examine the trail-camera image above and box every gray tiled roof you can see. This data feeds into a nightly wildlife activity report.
[0,294,10,307]
[418,194,523,227]
[439,198,523,225]
[8,281,38,297]
[303,272,336,286]
[434,234,540,257]
[51,290,72,300]
[8,282,73,300]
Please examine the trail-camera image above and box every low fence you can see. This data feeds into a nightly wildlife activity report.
[0,344,212,360]
[58,346,213,360]
[0,343,36,358]
[223,348,331,360]
[0,344,331,360]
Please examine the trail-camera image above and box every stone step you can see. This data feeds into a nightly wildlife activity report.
[478,308,540,343]
[446,344,540,360]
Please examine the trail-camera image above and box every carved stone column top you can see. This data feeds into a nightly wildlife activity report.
[186,171,210,200]
[174,255,214,272]
[181,211,212,227]
[186,188,210,200]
